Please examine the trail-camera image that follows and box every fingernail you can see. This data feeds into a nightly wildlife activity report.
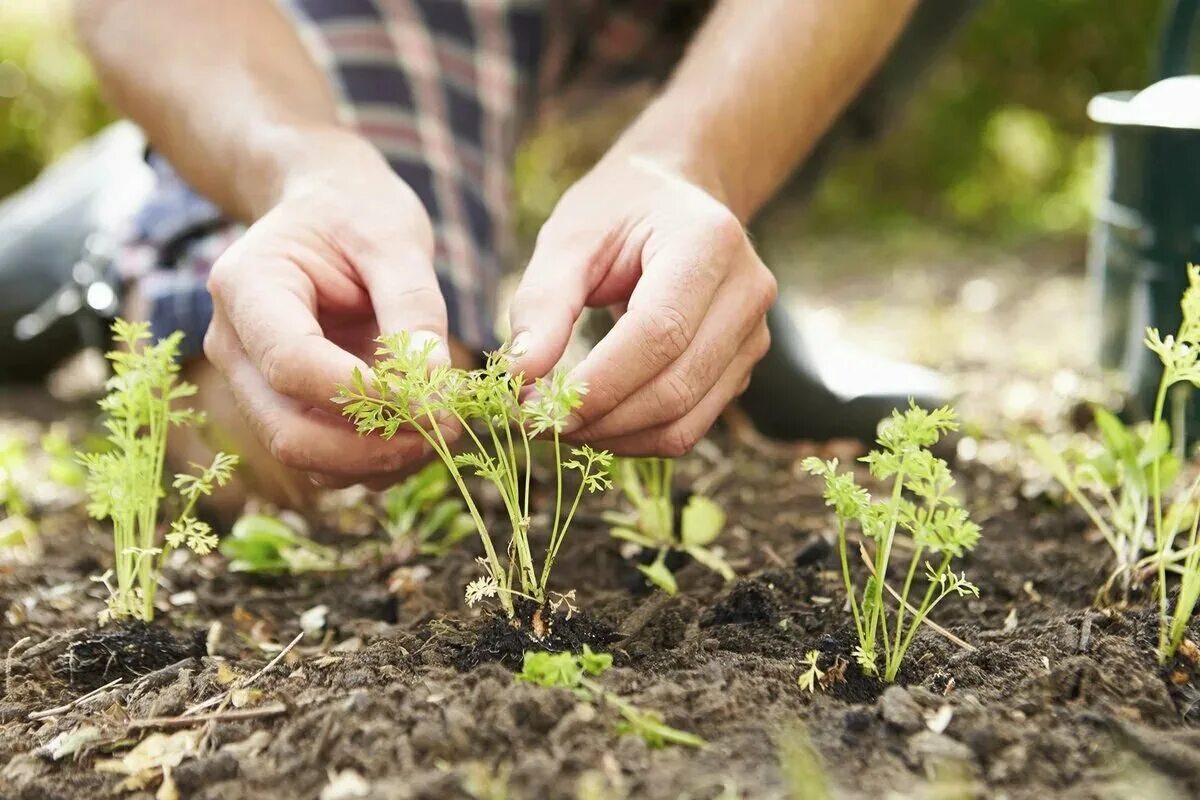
[406,331,450,364]
[561,413,584,435]
[510,331,531,358]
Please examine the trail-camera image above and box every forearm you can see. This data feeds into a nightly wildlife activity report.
[616,0,918,220]
[75,0,373,221]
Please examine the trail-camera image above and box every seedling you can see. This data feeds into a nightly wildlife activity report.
[78,320,238,622]
[0,435,37,560]
[803,403,981,682]
[1027,408,1179,604]
[796,650,825,693]
[1030,264,1200,661]
[337,333,612,622]
[220,513,341,573]
[605,457,733,594]
[379,461,474,557]
[516,648,705,748]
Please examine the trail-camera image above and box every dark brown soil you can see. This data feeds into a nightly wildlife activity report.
[3,428,1199,800]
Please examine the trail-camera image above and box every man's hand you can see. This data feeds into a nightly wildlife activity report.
[202,134,453,488]
[508,152,776,456]
[507,0,915,457]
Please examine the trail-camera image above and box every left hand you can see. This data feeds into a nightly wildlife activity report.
[507,152,777,456]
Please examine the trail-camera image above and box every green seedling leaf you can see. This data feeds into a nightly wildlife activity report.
[637,557,679,596]
[684,545,735,582]
[680,495,725,547]
[579,645,613,676]
[220,513,337,574]
[614,705,706,749]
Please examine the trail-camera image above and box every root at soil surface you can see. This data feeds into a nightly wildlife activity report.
[51,621,205,689]
[451,598,618,670]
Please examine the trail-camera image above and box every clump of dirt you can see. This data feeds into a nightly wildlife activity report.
[51,621,205,689]
[450,598,619,670]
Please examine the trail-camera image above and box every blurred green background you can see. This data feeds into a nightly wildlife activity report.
[0,0,1168,241]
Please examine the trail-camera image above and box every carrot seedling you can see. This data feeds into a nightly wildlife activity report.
[0,435,37,561]
[337,333,613,622]
[220,513,341,574]
[605,457,733,595]
[803,403,980,682]
[516,648,705,748]
[1030,264,1200,661]
[379,461,474,557]
[78,319,238,623]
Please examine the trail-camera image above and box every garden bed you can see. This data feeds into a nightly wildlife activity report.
[2,245,1199,799]
[2,428,1198,800]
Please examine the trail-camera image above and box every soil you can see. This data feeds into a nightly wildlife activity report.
[2,243,1199,799]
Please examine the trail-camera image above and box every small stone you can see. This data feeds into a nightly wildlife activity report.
[908,730,973,768]
[879,686,924,733]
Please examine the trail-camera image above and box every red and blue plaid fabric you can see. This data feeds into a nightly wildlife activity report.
[115,0,709,355]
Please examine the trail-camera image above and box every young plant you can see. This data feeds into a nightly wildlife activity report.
[796,650,825,693]
[1030,264,1200,661]
[802,403,981,682]
[0,435,37,561]
[379,461,474,557]
[604,457,733,594]
[516,647,705,748]
[78,319,238,623]
[337,333,613,621]
[220,513,341,573]
[1027,407,1183,603]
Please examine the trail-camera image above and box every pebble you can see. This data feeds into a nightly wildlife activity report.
[908,730,974,767]
[879,686,924,733]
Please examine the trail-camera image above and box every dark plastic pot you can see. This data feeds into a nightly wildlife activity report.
[1088,0,1200,424]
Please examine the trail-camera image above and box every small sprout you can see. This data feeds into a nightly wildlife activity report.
[0,435,38,562]
[337,333,614,620]
[219,513,340,574]
[802,402,981,682]
[78,320,238,622]
[380,462,475,557]
[1031,264,1200,661]
[797,650,825,693]
[465,576,499,607]
[515,647,703,748]
[605,458,734,595]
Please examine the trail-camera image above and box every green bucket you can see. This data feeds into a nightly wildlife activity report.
[1089,0,1200,423]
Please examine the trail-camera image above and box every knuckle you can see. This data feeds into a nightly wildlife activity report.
[752,268,778,315]
[660,425,698,458]
[638,305,692,364]
[705,206,747,257]
[753,325,772,360]
[657,368,699,419]
[267,428,307,470]
[260,340,296,396]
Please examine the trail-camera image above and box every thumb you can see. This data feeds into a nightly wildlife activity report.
[507,230,596,379]
[357,242,451,367]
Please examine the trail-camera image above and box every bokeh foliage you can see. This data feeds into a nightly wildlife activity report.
[0,0,1171,239]
[0,0,111,201]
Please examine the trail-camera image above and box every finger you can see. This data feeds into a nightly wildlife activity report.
[506,223,599,380]
[580,335,764,458]
[563,232,744,434]
[205,310,450,476]
[567,299,769,441]
[355,240,451,366]
[209,255,369,410]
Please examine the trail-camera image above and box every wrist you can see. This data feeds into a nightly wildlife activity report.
[611,95,746,218]
[240,123,389,217]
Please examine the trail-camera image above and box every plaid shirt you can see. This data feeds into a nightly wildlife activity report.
[117,0,709,355]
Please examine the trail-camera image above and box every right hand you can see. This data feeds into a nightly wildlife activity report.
[202,133,455,490]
